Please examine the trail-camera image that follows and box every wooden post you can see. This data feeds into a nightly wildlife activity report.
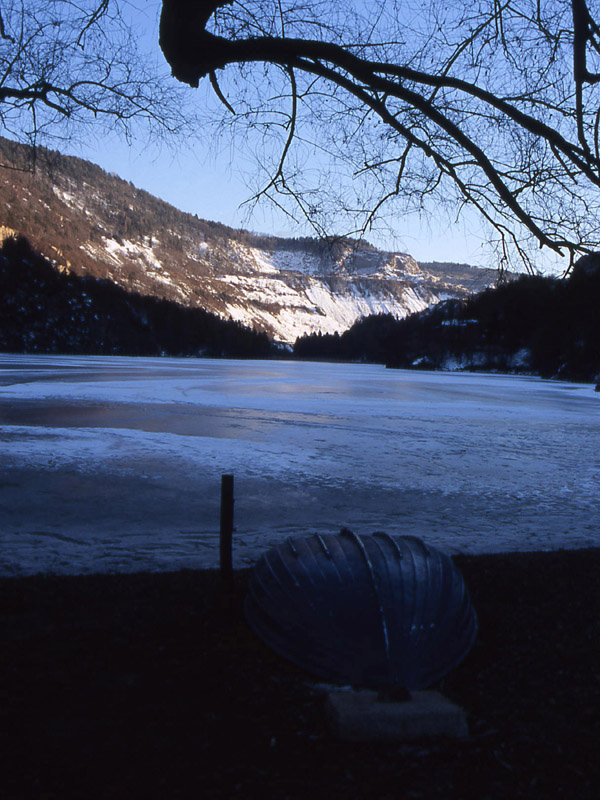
[220,473,234,588]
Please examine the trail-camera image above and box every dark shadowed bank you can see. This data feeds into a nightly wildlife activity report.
[294,259,600,383]
[2,549,599,799]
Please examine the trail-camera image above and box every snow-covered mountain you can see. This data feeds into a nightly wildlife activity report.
[0,137,499,343]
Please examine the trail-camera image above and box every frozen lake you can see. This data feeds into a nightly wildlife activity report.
[1,353,599,576]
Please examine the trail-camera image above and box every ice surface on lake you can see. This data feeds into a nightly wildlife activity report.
[0,354,598,576]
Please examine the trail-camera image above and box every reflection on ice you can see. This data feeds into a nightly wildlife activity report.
[0,353,599,576]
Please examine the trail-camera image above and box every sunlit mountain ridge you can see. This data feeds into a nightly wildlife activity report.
[0,136,500,343]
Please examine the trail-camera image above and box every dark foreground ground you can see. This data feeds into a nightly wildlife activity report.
[2,549,599,799]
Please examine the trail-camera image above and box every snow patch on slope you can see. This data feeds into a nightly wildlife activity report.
[54,177,495,343]
[220,268,435,343]
[102,237,164,271]
[76,231,493,342]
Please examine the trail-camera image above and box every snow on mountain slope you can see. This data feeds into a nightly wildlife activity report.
[218,251,438,342]
[75,227,493,343]
[0,136,500,343]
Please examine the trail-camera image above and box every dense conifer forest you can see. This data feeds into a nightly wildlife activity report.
[0,235,273,358]
[3,229,600,383]
[294,259,600,383]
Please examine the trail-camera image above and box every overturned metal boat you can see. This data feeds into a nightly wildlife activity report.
[244,530,477,690]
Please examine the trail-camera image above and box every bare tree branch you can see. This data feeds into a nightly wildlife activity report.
[0,0,199,157]
[157,0,600,271]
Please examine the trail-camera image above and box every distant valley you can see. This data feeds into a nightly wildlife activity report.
[0,136,499,345]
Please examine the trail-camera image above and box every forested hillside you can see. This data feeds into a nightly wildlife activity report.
[294,258,600,383]
[0,136,500,343]
[0,235,272,358]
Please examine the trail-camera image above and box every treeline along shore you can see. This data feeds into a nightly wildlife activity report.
[294,256,600,384]
[0,235,272,358]
[3,231,600,383]
[2,548,599,798]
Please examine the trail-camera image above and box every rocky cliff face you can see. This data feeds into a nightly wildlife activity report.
[0,136,499,343]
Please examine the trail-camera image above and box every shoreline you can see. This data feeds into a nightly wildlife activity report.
[1,539,599,580]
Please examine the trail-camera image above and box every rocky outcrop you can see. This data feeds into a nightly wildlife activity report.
[0,135,500,343]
